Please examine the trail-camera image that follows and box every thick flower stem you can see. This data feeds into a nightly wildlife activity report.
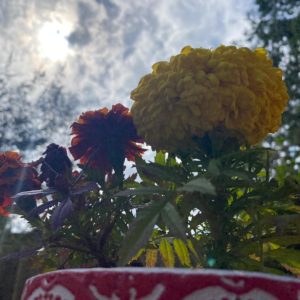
[206,193,230,269]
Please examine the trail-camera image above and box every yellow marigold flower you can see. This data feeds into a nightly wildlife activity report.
[131,45,289,152]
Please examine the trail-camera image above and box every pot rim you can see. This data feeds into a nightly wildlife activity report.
[25,267,300,284]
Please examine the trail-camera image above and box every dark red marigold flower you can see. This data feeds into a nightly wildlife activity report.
[39,143,72,191]
[69,103,145,176]
[0,151,41,214]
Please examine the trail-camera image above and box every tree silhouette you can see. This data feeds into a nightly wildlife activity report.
[248,0,300,167]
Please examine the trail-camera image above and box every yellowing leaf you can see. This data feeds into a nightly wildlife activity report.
[263,242,280,252]
[282,264,300,276]
[129,248,145,264]
[249,253,260,262]
[173,239,191,267]
[187,239,200,260]
[145,249,158,267]
[159,238,175,267]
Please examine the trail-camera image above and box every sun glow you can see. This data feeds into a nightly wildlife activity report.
[37,20,73,62]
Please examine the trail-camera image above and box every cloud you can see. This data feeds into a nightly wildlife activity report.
[0,0,253,107]
[0,0,254,156]
[64,0,254,108]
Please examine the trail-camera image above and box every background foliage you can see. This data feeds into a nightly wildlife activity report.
[248,0,300,168]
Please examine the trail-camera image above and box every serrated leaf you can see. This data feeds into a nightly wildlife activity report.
[135,157,184,183]
[161,202,186,240]
[173,239,191,267]
[159,238,175,267]
[178,177,216,195]
[118,200,167,266]
[145,249,158,267]
[115,187,168,197]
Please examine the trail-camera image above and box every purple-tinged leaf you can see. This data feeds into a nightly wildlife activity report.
[28,199,59,218]
[71,182,99,196]
[11,188,57,200]
[51,197,74,231]
[0,246,43,261]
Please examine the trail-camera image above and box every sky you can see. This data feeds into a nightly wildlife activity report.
[1,0,256,231]
[0,0,255,112]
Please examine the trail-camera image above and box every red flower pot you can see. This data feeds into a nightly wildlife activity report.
[22,268,300,300]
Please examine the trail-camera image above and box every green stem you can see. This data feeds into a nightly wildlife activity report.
[206,193,229,269]
[266,149,270,183]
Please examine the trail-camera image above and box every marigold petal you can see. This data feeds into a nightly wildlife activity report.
[131,45,289,152]
[69,103,145,175]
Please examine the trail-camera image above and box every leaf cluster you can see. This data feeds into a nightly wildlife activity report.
[2,135,300,276]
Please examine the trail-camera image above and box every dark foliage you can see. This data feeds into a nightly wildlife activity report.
[248,0,300,164]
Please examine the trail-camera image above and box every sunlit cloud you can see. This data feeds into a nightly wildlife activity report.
[0,0,255,143]
[37,19,74,62]
[0,0,254,105]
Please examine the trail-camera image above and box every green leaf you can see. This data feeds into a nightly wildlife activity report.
[135,157,185,184]
[161,202,186,240]
[223,169,251,181]
[264,214,300,230]
[165,154,179,167]
[207,159,221,177]
[262,235,300,247]
[230,257,286,275]
[266,248,300,269]
[117,200,167,266]
[177,177,216,195]
[80,165,105,185]
[155,151,166,165]
[173,239,191,267]
[129,248,145,264]
[115,187,168,197]
[159,238,175,267]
